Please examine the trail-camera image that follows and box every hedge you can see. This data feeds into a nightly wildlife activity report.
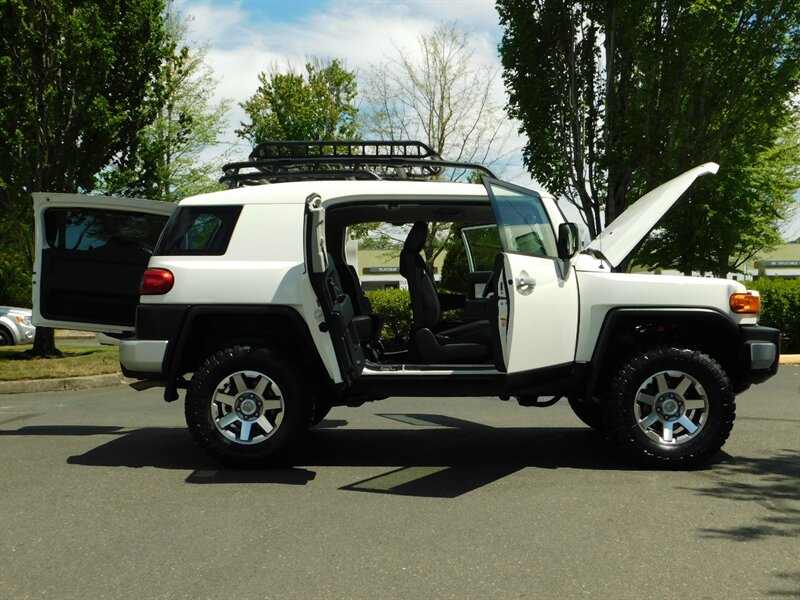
[748,278,800,353]
[365,287,463,350]
[365,288,412,351]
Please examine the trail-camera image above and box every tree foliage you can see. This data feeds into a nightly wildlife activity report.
[97,10,231,202]
[0,0,169,353]
[440,225,469,294]
[498,0,800,273]
[236,59,358,144]
[637,116,800,275]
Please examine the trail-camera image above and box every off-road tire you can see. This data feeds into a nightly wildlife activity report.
[185,345,312,466]
[567,397,605,433]
[310,402,333,427]
[605,347,735,468]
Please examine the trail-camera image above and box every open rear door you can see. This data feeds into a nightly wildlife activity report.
[32,192,176,333]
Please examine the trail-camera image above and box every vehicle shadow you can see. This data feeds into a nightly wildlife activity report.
[0,412,734,498]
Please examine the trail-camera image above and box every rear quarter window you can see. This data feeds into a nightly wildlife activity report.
[155,205,242,256]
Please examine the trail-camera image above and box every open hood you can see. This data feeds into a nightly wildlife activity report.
[586,163,719,268]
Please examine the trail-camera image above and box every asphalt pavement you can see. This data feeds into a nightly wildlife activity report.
[0,367,798,599]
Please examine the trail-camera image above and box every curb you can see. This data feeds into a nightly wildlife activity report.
[0,373,134,395]
[1,355,798,395]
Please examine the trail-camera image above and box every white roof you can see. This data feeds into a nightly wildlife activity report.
[181,179,493,207]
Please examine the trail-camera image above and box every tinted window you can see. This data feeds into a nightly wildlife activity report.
[155,206,242,256]
[462,225,502,271]
[486,183,558,258]
[40,207,169,326]
[44,208,166,252]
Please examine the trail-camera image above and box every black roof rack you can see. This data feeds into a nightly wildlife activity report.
[219,140,497,187]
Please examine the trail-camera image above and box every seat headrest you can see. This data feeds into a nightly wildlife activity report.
[403,221,428,253]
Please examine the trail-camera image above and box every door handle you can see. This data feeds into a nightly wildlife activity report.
[515,274,536,290]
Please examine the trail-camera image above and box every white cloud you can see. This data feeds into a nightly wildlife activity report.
[177,0,528,175]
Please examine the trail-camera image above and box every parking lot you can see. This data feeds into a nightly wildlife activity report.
[1,367,798,599]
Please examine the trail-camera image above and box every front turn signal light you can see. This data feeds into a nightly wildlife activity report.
[730,292,760,314]
[141,268,174,295]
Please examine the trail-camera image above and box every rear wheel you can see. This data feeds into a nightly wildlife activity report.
[605,347,735,468]
[185,345,312,466]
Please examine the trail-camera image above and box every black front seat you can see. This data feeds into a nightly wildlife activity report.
[400,221,490,363]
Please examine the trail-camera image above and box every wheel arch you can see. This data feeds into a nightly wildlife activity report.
[585,308,741,400]
[163,305,331,401]
[0,322,16,345]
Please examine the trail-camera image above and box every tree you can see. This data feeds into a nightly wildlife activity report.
[236,59,358,144]
[0,0,169,355]
[497,1,603,237]
[97,10,232,202]
[361,23,516,264]
[498,0,800,272]
[636,116,800,276]
[363,23,514,176]
[440,225,469,294]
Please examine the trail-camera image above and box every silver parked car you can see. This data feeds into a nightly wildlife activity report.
[0,306,36,346]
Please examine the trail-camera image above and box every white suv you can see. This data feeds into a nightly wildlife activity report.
[32,141,780,468]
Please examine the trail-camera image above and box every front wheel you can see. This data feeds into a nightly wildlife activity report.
[605,347,735,468]
[567,397,605,433]
[0,327,14,346]
[185,345,312,466]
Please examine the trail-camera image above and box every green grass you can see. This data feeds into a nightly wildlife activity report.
[0,345,120,381]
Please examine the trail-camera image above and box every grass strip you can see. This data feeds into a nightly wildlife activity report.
[0,345,120,381]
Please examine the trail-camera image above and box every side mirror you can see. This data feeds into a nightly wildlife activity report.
[557,222,579,260]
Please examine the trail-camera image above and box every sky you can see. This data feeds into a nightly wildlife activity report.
[174,0,514,165]
[175,0,800,242]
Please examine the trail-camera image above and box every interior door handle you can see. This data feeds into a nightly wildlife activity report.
[515,274,536,290]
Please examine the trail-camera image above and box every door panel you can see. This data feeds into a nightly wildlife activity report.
[500,253,578,372]
[304,194,365,385]
[482,179,579,373]
[32,193,175,333]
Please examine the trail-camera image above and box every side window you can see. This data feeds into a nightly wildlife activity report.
[44,208,165,253]
[461,225,502,271]
[155,206,242,256]
[485,183,558,259]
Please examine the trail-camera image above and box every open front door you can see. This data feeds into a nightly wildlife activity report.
[32,192,175,333]
[483,179,579,373]
[304,194,365,385]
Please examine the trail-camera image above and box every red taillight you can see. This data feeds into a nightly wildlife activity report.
[140,268,174,295]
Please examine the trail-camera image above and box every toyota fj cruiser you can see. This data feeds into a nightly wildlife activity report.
[32,141,780,468]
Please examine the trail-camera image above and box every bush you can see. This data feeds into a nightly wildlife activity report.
[748,278,800,353]
[365,287,468,351]
[0,254,32,308]
[365,288,412,350]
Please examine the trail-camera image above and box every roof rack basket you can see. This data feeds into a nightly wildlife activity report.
[219,140,497,187]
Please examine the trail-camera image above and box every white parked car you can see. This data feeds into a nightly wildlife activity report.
[31,141,780,468]
[0,306,35,346]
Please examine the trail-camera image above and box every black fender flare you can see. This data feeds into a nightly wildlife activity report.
[584,307,741,400]
[163,304,323,402]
